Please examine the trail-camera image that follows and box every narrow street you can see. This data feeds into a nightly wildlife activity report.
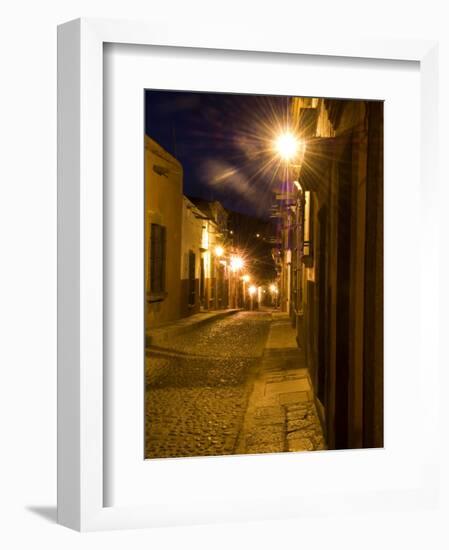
[144,93,384,453]
[145,310,325,458]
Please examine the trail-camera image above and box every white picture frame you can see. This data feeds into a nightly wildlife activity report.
[57,17,439,531]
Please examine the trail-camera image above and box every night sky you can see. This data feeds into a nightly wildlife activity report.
[144,90,292,219]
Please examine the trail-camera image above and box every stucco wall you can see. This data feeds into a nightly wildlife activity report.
[145,136,183,329]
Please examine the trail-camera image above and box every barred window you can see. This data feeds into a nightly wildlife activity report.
[150,223,166,297]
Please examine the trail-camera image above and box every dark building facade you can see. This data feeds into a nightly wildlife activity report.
[274,97,384,450]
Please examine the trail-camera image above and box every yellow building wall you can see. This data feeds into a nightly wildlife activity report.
[145,136,183,329]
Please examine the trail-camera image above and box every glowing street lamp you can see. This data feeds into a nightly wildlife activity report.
[230,256,244,272]
[275,131,300,161]
[241,274,250,283]
[214,245,224,257]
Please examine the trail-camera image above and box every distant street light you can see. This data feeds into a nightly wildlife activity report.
[241,274,250,283]
[215,245,224,257]
[230,256,244,272]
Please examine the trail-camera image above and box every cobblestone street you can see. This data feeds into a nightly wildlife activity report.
[145,311,325,459]
[145,311,271,458]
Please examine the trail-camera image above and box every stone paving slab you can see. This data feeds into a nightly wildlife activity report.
[264,378,310,395]
[235,313,326,455]
[278,391,310,405]
[264,313,299,349]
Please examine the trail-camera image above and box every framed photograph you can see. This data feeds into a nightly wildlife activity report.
[57,18,439,531]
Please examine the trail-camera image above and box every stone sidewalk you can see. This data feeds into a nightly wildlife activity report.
[236,312,326,454]
[146,308,239,348]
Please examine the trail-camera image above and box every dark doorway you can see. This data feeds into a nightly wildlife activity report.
[334,140,352,449]
[200,257,205,308]
[188,251,196,307]
[317,205,328,404]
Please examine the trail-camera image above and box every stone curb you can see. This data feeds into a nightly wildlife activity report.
[146,309,240,348]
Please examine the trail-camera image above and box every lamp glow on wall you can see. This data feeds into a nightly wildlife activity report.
[293,180,303,192]
[201,223,209,250]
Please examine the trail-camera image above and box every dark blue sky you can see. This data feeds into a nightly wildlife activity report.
[144,90,291,219]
